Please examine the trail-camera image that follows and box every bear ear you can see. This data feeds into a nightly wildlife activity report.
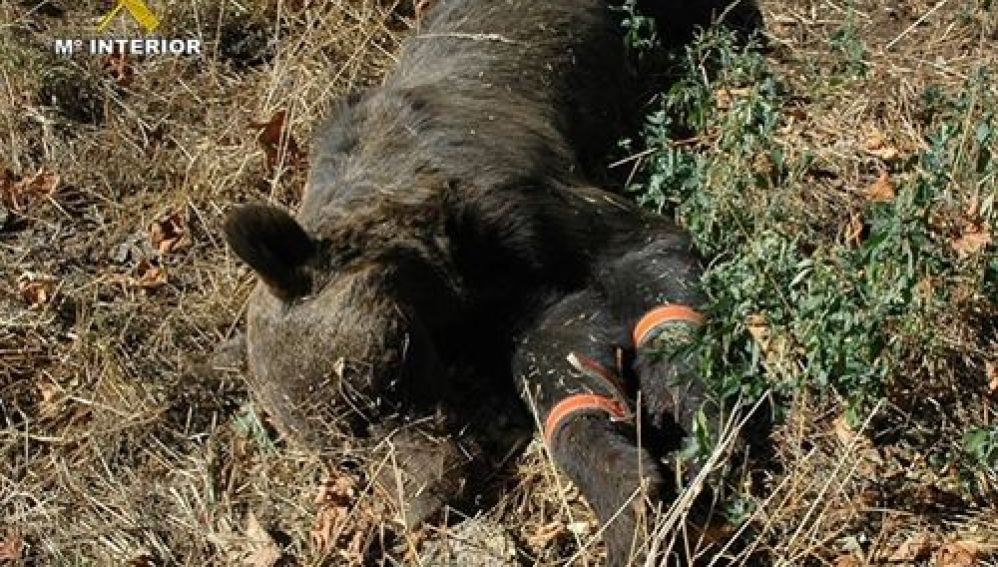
[224,204,316,300]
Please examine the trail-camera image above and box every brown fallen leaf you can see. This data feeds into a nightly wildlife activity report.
[915,277,936,302]
[1,169,59,212]
[864,131,901,161]
[951,224,992,259]
[688,520,733,550]
[135,260,168,290]
[339,531,366,565]
[888,533,933,563]
[18,276,58,309]
[753,152,776,181]
[865,171,896,203]
[935,540,979,567]
[103,53,133,86]
[966,195,980,219]
[244,513,281,567]
[0,169,16,209]
[250,110,304,173]
[311,475,357,554]
[0,532,23,561]
[743,313,798,375]
[149,210,191,255]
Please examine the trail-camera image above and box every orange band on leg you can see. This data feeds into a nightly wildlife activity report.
[633,304,705,347]
[543,393,629,448]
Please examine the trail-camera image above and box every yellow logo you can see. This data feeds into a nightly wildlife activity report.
[96,0,160,34]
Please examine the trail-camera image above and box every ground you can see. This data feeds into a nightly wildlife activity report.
[0,1,995,565]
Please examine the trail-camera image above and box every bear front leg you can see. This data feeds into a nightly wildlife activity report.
[514,290,663,566]
[549,413,662,566]
[368,415,480,528]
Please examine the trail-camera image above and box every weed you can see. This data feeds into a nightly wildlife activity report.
[613,0,659,55]
[627,26,997,480]
[828,8,868,78]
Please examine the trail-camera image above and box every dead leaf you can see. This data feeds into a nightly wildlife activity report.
[753,152,776,181]
[250,110,304,173]
[888,533,933,563]
[311,505,346,555]
[687,520,733,549]
[1,170,59,212]
[865,171,896,203]
[950,224,992,259]
[149,210,191,255]
[103,53,133,86]
[135,260,168,290]
[935,541,979,567]
[244,513,281,567]
[311,475,356,554]
[18,276,58,309]
[915,277,936,302]
[744,314,798,375]
[340,531,365,565]
[0,168,15,188]
[864,131,901,161]
[105,260,168,293]
[0,532,23,561]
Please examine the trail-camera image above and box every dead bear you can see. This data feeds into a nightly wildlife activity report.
[224,0,758,536]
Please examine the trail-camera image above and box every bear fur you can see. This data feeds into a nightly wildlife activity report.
[224,0,759,548]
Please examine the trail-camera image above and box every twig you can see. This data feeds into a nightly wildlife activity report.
[884,0,950,51]
[415,32,524,46]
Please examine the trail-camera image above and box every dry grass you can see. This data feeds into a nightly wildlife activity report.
[734,2,997,563]
[0,0,995,565]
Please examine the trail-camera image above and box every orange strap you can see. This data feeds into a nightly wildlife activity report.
[567,352,627,400]
[633,304,705,347]
[543,393,629,448]
[542,353,631,449]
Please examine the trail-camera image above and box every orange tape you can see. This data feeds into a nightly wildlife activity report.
[632,304,705,348]
[543,393,629,448]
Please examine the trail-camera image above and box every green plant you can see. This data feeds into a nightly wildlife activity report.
[613,0,659,54]
[829,8,868,78]
[626,27,997,471]
[963,426,998,471]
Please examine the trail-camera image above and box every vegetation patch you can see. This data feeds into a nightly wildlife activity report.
[622,6,995,563]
